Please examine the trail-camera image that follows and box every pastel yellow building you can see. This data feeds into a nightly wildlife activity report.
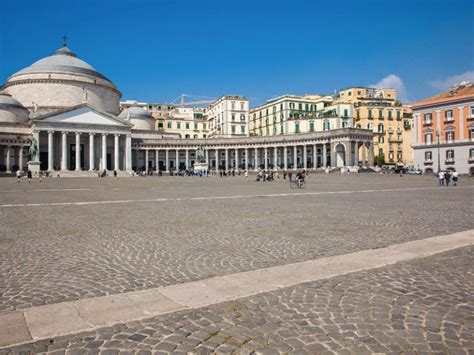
[336,87,413,166]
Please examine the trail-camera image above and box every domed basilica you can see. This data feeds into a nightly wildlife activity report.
[0,41,165,174]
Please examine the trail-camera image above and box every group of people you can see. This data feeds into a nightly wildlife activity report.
[438,170,459,186]
[16,169,35,183]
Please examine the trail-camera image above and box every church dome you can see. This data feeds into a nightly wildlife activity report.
[3,42,121,115]
[119,106,155,130]
[0,90,29,123]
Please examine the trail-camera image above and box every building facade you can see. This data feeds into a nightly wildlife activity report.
[336,87,413,166]
[0,43,373,175]
[207,96,249,137]
[412,83,474,174]
[249,94,333,136]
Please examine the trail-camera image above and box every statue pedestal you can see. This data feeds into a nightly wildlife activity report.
[193,162,208,174]
[28,161,41,174]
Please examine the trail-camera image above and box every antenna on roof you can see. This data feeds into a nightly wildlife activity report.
[62,35,68,47]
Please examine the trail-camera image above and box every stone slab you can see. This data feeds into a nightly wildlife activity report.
[0,311,31,347]
[124,288,185,315]
[24,302,92,339]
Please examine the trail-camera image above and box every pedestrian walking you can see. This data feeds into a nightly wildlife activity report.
[244,169,248,182]
[438,171,445,186]
[445,171,451,186]
[113,170,117,179]
[39,171,43,183]
[16,169,21,183]
[288,171,293,186]
[452,170,459,186]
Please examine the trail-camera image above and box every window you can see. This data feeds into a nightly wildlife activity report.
[378,124,384,133]
[240,102,244,110]
[194,123,198,130]
[343,109,348,117]
[177,123,181,129]
[445,110,453,121]
[158,122,163,129]
[424,113,432,124]
[357,91,361,95]
[446,150,455,160]
[471,107,474,117]
[356,111,360,119]
[388,110,393,120]
[425,132,433,144]
[298,103,302,111]
[309,121,314,132]
[295,122,300,133]
[185,134,190,138]
[241,114,245,121]
[305,104,309,111]
[397,111,401,119]
[323,120,330,131]
[241,126,245,134]
[232,114,235,121]
[280,124,284,134]
[342,119,349,128]
[231,102,235,110]
[470,148,474,158]
[280,103,283,110]
[231,125,236,134]
[203,123,207,130]
[470,127,474,140]
[425,151,432,161]
[185,123,190,129]
[167,122,172,129]
[378,110,383,119]
[348,91,352,96]
[445,130,455,142]
[367,123,373,130]
[379,136,385,143]
[289,102,295,109]
[368,110,373,119]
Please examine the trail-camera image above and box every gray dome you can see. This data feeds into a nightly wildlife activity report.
[0,90,29,123]
[8,45,112,83]
[119,106,155,130]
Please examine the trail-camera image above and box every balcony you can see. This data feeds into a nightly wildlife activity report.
[423,120,433,126]
[445,159,455,165]
[389,137,403,143]
[424,160,433,165]
[444,117,455,123]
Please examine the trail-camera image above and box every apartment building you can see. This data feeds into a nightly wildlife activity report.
[412,82,474,174]
[207,96,249,137]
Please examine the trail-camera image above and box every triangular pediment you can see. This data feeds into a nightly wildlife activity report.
[35,105,131,127]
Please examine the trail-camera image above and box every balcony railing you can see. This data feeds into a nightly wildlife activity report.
[389,138,403,143]
[423,120,433,125]
[424,160,433,165]
[445,159,455,165]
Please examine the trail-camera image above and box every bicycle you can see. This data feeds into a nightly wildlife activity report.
[290,178,305,189]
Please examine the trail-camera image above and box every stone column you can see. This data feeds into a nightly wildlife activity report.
[264,147,268,170]
[254,147,258,171]
[293,145,297,170]
[367,142,374,167]
[205,148,209,169]
[322,144,327,167]
[6,145,11,173]
[273,146,278,169]
[89,133,95,171]
[313,144,317,170]
[175,149,179,170]
[48,131,54,171]
[354,142,360,166]
[330,143,337,168]
[284,146,288,170]
[215,148,218,169]
[225,148,229,170]
[185,149,189,169]
[155,149,159,172]
[234,148,238,168]
[19,146,24,172]
[145,149,149,171]
[165,149,169,172]
[61,132,67,170]
[303,145,307,170]
[245,148,249,171]
[102,133,107,171]
[114,134,120,171]
[125,135,132,171]
[75,132,81,171]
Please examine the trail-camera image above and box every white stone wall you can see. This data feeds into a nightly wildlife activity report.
[414,144,474,174]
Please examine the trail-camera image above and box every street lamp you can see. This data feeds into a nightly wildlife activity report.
[436,129,441,173]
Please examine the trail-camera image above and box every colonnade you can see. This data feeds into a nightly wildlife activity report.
[133,140,373,172]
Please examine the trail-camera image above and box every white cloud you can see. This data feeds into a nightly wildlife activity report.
[428,71,474,91]
[370,74,407,102]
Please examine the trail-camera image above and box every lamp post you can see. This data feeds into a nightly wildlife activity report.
[436,130,441,173]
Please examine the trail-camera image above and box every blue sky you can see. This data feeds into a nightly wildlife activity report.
[1,0,473,106]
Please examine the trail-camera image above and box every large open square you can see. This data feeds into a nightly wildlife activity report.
[1,174,473,353]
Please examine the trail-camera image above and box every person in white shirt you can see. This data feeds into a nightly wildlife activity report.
[438,171,445,186]
[16,169,21,183]
[452,170,459,186]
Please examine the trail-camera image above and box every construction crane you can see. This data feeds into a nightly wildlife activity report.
[169,94,215,108]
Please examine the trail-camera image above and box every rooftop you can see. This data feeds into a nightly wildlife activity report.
[413,82,474,108]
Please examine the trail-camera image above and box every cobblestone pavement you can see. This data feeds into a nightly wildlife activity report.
[2,246,473,354]
[0,174,473,312]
